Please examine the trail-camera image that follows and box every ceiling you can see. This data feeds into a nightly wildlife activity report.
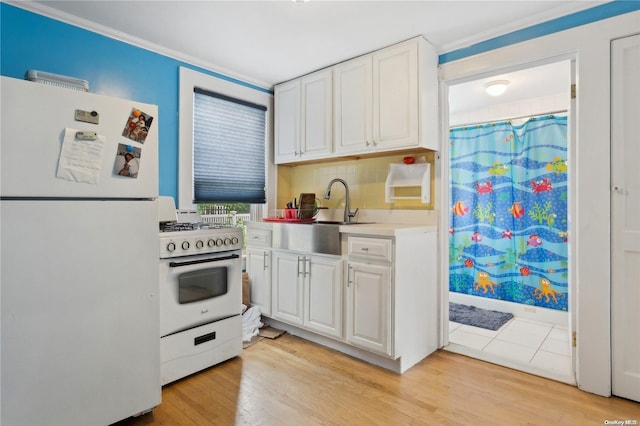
[22,1,596,111]
[449,60,570,115]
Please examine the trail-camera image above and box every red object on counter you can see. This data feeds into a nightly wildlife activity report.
[262,217,316,223]
[403,156,415,164]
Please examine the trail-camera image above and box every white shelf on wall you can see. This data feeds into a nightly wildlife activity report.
[385,163,431,204]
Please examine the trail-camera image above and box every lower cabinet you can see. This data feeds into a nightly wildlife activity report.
[345,262,392,356]
[248,221,438,373]
[271,250,344,339]
[245,247,272,316]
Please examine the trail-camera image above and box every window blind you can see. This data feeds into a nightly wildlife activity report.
[193,88,266,204]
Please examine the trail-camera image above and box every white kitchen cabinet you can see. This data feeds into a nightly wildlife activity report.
[246,247,272,316]
[345,236,393,355]
[346,261,392,355]
[334,37,439,155]
[246,224,273,316]
[254,221,438,374]
[272,250,304,325]
[333,55,373,154]
[271,250,344,339]
[274,69,333,164]
[373,40,418,150]
[274,79,300,163]
[344,231,438,369]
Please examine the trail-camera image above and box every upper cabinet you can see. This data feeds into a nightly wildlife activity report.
[274,79,300,163]
[275,69,333,164]
[275,36,439,165]
[336,38,422,155]
[333,55,373,155]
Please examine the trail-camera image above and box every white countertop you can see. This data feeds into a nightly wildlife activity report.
[248,220,437,238]
[335,222,437,237]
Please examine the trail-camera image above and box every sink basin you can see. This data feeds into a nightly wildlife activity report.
[272,222,341,255]
[271,221,376,256]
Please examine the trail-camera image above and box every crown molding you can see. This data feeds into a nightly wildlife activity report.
[4,0,273,92]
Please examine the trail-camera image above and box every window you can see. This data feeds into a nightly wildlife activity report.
[193,88,266,203]
[179,67,274,217]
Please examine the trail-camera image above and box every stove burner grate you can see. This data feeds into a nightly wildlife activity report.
[159,222,235,233]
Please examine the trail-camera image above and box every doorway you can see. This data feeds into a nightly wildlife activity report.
[443,60,575,384]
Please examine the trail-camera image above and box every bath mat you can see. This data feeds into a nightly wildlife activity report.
[449,303,513,331]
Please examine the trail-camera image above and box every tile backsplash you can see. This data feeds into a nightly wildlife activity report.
[277,151,435,211]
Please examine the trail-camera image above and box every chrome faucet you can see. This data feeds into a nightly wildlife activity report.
[323,178,359,223]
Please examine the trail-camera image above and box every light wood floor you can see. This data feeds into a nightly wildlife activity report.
[115,333,639,425]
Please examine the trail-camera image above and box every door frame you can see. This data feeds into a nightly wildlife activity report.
[439,53,578,380]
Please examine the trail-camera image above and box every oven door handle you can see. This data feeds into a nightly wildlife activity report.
[169,253,240,268]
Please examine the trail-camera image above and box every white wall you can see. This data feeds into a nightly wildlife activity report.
[439,10,640,397]
[449,92,568,127]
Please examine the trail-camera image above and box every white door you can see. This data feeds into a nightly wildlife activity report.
[246,247,272,316]
[304,256,343,338]
[611,33,640,403]
[0,76,158,199]
[373,40,418,150]
[271,251,304,326]
[334,55,373,155]
[301,69,333,159]
[346,262,391,356]
[1,200,160,425]
[274,79,300,163]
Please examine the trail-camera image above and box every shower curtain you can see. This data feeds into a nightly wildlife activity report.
[449,115,568,311]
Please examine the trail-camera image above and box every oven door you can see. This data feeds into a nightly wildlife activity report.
[159,250,242,337]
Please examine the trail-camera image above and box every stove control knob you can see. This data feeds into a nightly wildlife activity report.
[232,237,239,245]
[167,242,176,252]
[182,241,190,250]
[195,240,204,249]
[224,238,231,245]
[216,238,224,247]
[208,239,215,247]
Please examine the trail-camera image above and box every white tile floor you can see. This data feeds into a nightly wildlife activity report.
[446,316,575,384]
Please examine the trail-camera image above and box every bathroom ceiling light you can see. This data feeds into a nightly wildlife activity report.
[484,80,510,96]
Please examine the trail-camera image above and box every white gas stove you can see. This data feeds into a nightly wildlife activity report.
[157,197,243,385]
[158,199,243,259]
[159,219,242,259]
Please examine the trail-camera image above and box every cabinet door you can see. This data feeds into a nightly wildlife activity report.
[373,40,418,150]
[274,80,300,163]
[304,256,344,339]
[334,55,373,155]
[346,262,392,356]
[246,247,272,316]
[301,69,333,159]
[271,251,304,326]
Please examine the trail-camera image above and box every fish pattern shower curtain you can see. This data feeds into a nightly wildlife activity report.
[449,115,568,311]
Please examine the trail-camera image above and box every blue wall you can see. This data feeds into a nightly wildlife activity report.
[2,2,639,200]
[0,3,269,200]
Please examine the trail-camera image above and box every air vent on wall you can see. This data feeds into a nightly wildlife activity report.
[25,70,89,92]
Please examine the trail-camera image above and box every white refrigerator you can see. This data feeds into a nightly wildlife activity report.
[1,76,161,425]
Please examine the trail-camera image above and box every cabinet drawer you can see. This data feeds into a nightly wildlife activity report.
[246,228,272,247]
[348,236,392,262]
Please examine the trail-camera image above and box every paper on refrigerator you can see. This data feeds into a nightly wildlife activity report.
[56,128,105,184]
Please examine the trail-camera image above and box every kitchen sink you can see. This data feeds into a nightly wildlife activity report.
[271,221,376,256]
[272,222,341,255]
